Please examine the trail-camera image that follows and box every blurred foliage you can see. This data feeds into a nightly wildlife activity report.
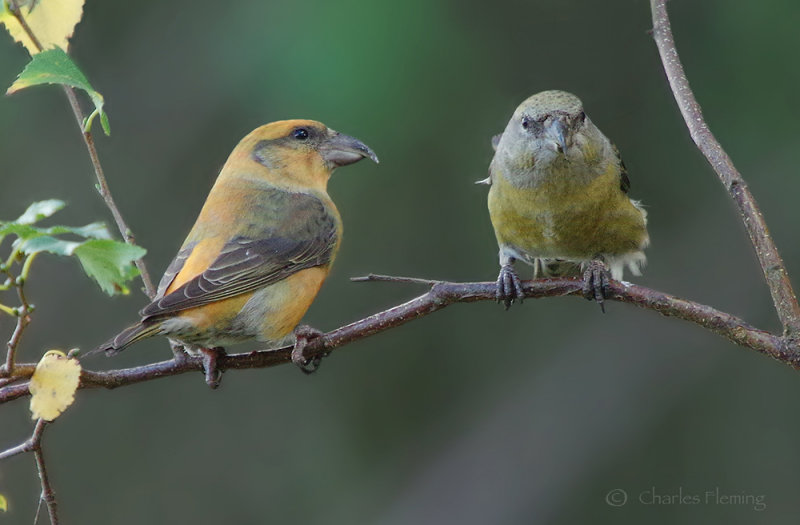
[0,200,144,295]
[2,0,800,524]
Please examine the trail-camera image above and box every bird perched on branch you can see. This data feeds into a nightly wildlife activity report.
[481,90,649,309]
[92,120,378,383]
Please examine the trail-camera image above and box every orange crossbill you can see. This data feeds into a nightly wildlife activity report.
[93,120,378,376]
[481,90,649,309]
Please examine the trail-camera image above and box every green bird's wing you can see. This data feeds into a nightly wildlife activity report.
[140,190,338,319]
[613,144,631,194]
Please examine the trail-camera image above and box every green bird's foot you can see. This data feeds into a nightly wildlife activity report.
[200,346,226,389]
[496,264,524,310]
[582,259,610,312]
[292,325,327,375]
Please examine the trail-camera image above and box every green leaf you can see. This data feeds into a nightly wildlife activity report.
[16,199,65,224]
[73,239,146,295]
[18,235,81,256]
[1,221,110,247]
[6,48,109,135]
[0,222,40,239]
[1,200,142,295]
[16,234,146,296]
[43,221,112,240]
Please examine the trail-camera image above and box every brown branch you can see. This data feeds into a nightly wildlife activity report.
[1,305,30,377]
[33,438,58,524]
[0,420,41,461]
[6,1,155,299]
[0,267,32,379]
[350,274,441,286]
[0,363,34,388]
[650,0,800,337]
[0,277,794,405]
[0,419,58,524]
[60,90,156,298]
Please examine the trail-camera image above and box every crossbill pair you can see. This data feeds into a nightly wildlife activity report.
[94,91,648,379]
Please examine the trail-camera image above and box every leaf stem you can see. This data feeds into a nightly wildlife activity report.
[0,303,15,317]
[20,252,36,280]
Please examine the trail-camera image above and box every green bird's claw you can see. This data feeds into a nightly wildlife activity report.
[582,259,610,312]
[496,264,524,310]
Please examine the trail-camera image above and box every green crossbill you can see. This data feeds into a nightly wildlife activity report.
[93,120,378,371]
[482,90,649,309]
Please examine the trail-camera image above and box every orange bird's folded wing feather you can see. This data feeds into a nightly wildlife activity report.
[140,191,338,319]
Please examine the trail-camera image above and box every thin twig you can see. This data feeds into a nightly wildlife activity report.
[60,89,156,298]
[5,0,43,50]
[0,432,32,460]
[0,417,44,458]
[0,420,58,523]
[6,1,155,299]
[1,267,32,378]
[0,276,793,405]
[33,444,58,523]
[650,0,800,337]
[0,363,35,387]
[350,273,442,285]
[2,306,29,376]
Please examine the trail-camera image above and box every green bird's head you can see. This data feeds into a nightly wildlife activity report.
[491,90,613,186]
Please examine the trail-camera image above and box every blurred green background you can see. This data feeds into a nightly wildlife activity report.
[2,0,800,523]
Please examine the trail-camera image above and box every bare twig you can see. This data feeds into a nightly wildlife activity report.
[1,266,32,378]
[5,1,155,299]
[0,418,44,457]
[2,305,30,376]
[350,273,442,285]
[0,419,58,523]
[60,89,156,298]
[33,437,58,524]
[650,0,800,337]
[0,276,793,405]
[5,0,43,50]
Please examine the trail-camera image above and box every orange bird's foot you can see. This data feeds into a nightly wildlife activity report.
[200,347,226,389]
[582,258,610,313]
[291,325,326,375]
[170,341,189,363]
[496,264,524,310]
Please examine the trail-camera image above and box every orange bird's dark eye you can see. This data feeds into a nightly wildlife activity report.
[292,128,309,140]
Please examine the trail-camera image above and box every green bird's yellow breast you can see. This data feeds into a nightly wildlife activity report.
[488,161,647,261]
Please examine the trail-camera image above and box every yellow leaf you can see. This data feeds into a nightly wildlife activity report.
[0,493,7,512]
[29,349,81,421]
[0,0,85,55]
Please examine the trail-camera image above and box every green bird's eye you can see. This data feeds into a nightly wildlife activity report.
[292,128,309,140]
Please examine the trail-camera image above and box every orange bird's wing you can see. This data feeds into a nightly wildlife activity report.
[140,191,338,320]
